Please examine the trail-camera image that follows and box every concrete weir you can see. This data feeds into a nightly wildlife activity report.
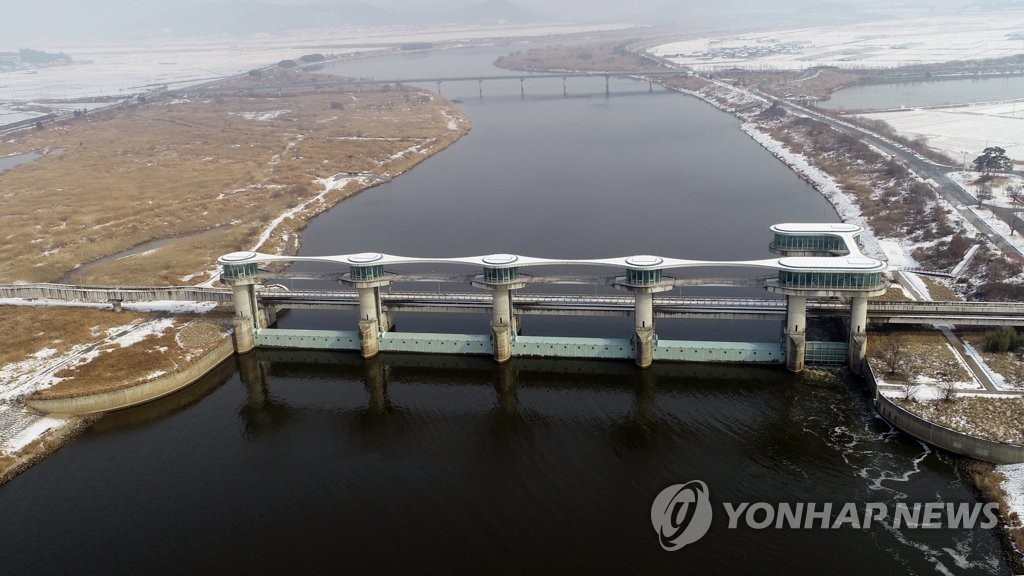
[253,328,788,364]
[27,339,236,415]
[216,223,888,371]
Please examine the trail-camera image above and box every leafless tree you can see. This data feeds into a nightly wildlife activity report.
[873,332,908,376]
[1008,185,1024,205]
[940,380,957,402]
[900,380,918,403]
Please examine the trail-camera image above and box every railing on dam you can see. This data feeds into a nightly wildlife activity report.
[5,283,1024,326]
[0,283,233,303]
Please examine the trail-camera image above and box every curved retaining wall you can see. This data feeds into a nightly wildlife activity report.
[867,364,1024,464]
[27,339,236,415]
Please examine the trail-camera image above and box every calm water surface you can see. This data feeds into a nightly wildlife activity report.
[822,75,1024,110]
[0,45,1011,575]
[0,150,41,172]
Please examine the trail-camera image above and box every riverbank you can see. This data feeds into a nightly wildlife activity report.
[0,61,472,484]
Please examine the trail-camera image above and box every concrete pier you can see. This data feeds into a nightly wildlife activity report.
[491,285,513,363]
[849,296,868,374]
[785,295,807,373]
[357,287,382,358]
[634,290,655,368]
[229,281,257,353]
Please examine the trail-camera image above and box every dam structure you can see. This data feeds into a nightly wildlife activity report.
[219,223,887,373]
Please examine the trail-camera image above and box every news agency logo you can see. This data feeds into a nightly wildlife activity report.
[650,481,714,551]
[651,480,1001,551]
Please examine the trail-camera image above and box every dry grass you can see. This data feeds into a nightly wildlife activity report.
[35,315,232,398]
[969,461,1024,567]
[894,396,1024,445]
[717,68,865,101]
[873,287,911,301]
[923,276,962,301]
[868,330,972,382]
[0,68,467,285]
[980,351,1024,388]
[494,41,665,73]
[960,334,1024,388]
[0,306,150,366]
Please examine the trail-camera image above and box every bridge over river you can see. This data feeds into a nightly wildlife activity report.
[168,70,690,98]
[7,223,1024,373]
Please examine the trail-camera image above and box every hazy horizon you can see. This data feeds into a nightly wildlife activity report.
[3,0,1016,47]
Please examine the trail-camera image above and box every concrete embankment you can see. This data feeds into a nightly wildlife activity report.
[865,364,1024,464]
[27,338,236,415]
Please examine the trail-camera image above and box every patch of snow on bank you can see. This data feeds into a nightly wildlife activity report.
[743,123,882,258]
[998,463,1024,529]
[4,417,65,452]
[879,239,917,269]
[442,110,461,131]
[238,110,291,121]
[0,298,218,314]
[249,174,366,253]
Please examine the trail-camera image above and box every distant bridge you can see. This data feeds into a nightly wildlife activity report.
[166,70,690,98]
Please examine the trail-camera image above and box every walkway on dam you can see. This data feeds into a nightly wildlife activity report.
[5,283,1024,327]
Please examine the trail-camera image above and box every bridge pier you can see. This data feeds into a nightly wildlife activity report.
[357,286,385,358]
[491,285,513,363]
[473,255,528,364]
[785,295,806,373]
[633,289,655,369]
[618,256,672,369]
[230,280,258,353]
[342,254,393,360]
[849,296,868,374]
[605,75,610,97]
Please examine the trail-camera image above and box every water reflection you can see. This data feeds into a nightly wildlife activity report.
[237,352,292,437]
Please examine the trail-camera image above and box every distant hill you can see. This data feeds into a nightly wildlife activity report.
[147,1,405,36]
[437,0,542,25]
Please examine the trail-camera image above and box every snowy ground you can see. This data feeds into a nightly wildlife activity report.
[861,101,1024,162]
[651,11,1024,71]
[999,463,1024,536]
[0,314,189,455]
[948,171,1024,210]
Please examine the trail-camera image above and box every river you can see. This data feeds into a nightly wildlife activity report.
[821,75,1024,111]
[0,44,1011,574]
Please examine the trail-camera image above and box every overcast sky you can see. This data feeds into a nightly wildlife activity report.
[1,0,1004,47]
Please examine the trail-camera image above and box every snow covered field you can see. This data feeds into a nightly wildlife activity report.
[862,101,1024,162]
[651,11,1024,71]
[0,23,631,103]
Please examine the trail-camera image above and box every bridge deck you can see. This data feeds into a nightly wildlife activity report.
[4,284,1024,326]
